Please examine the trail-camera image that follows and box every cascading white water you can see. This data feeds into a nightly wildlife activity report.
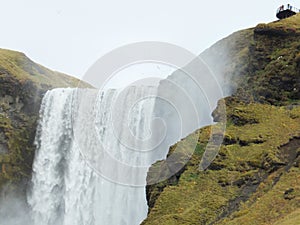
[28,56,224,225]
[28,86,160,225]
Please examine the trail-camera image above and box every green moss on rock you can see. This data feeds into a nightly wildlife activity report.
[143,100,300,225]
[0,48,91,191]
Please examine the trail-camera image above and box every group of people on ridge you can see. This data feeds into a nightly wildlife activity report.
[279,4,293,11]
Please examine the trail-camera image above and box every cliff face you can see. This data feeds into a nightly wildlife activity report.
[143,15,300,224]
[202,15,300,104]
[0,49,89,192]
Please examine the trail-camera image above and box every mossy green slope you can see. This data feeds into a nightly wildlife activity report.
[143,100,300,225]
[143,15,300,225]
[0,48,83,88]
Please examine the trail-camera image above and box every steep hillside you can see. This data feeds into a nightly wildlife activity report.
[0,49,90,193]
[143,14,300,225]
[202,15,300,104]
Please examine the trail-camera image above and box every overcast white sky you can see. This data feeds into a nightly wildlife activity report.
[1,1,298,79]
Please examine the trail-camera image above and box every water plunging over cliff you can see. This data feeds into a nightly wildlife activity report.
[28,87,160,225]
[28,59,223,224]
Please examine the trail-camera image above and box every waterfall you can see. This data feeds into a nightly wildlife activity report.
[28,86,160,225]
[27,57,224,225]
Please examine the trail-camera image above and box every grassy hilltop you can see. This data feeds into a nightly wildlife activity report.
[143,14,300,225]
